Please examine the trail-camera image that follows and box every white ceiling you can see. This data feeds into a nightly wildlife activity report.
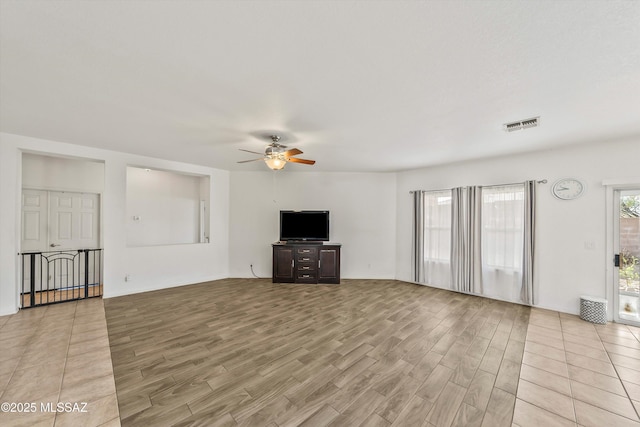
[1,1,639,172]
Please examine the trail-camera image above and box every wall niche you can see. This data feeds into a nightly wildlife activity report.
[126,166,210,247]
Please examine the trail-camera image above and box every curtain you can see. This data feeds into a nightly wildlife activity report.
[418,182,536,305]
[481,184,524,302]
[451,188,464,292]
[411,191,425,283]
[451,187,482,293]
[521,180,536,305]
[468,186,483,294]
[423,191,452,287]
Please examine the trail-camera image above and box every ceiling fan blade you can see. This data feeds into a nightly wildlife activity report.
[239,149,265,156]
[282,148,303,158]
[287,157,316,165]
[237,158,264,163]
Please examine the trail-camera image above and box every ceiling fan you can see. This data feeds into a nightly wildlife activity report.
[238,134,316,170]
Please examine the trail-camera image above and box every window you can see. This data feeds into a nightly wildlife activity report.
[423,190,452,287]
[481,184,524,300]
[414,182,534,304]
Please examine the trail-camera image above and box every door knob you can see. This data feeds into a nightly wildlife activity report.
[50,243,61,247]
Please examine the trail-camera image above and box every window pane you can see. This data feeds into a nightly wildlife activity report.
[422,190,452,288]
[481,185,524,302]
[423,191,452,262]
[482,186,524,270]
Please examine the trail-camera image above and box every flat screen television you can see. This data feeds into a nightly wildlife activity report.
[279,210,330,242]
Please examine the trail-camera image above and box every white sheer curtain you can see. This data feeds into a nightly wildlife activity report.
[423,190,452,288]
[481,184,525,302]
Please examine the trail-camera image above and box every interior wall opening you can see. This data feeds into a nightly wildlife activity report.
[125,166,210,247]
[20,152,105,308]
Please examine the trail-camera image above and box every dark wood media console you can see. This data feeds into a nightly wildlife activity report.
[272,243,341,284]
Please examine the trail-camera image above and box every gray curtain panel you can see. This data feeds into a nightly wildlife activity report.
[411,190,425,283]
[450,186,483,294]
[451,187,465,292]
[467,186,483,295]
[521,180,536,305]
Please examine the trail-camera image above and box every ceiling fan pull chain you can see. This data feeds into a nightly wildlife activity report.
[272,169,278,204]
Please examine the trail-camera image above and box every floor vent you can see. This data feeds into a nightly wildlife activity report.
[504,116,540,132]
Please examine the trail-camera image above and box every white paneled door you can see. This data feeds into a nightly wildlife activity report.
[49,191,100,250]
[22,189,100,252]
[21,190,100,294]
[21,189,48,252]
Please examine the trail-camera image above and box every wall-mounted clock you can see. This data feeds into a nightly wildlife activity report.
[552,178,584,200]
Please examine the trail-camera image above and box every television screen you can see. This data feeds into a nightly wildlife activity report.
[279,211,329,242]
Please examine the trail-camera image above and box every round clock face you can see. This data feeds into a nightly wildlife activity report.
[552,178,584,200]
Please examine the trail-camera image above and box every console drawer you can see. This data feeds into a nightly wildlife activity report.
[296,247,318,255]
[297,263,316,272]
[296,272,317,282]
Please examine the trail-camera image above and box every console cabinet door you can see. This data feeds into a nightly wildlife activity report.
[318,247,340,284]
[273,246,295,282]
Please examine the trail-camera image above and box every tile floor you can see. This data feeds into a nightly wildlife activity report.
[0,281,639,427]
[0,297,120,427]
[514,308,640,427]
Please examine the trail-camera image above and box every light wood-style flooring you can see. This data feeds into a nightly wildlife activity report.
[21,285,103,308]
[102,278,640,427]
[2,278,640,427]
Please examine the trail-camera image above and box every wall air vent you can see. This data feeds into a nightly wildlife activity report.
[503,116,540,132]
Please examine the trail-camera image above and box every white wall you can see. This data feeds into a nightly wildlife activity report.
[126,166,206,247]
[396,137,640,316]
[229,171,397,279]
[0,140,21,316]
[22,152,105,193]
[0,132,229,315]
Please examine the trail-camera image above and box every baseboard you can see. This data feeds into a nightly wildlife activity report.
[103,274,229,299]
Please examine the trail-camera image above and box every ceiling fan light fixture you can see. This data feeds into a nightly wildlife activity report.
[265,156,286,170]
[237,132,314,170]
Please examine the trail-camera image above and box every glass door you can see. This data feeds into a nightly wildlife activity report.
[615,189,640,326]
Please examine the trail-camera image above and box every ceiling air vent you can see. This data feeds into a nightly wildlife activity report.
[503,116,540,132]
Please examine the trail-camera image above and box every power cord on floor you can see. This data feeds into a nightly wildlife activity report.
[250,264,266,279]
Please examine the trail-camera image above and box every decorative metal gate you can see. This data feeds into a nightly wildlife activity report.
[20,249,103,308]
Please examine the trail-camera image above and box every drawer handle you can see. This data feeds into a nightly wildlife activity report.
[300,249,311,253]
[302,266,310,270]
[301,257,310,261]
[301,274,310,278]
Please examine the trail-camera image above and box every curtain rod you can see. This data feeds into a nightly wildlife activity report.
[409,179,547,194]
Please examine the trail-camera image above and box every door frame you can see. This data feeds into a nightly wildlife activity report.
[14,151,106,313]
[19,187,103,308]
[604,178,640,325]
